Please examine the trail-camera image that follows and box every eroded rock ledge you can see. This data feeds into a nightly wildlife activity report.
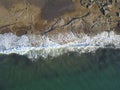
[0,0,120,36]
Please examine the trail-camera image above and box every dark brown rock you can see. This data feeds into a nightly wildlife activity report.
[114,21,120,34]
[41,0,74,21]
[0,28,11,34]
[16,30,27,36]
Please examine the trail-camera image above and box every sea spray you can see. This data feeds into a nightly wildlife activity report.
[0,31,120,60]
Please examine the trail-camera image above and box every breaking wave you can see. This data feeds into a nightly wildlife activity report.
[0,31,120,60]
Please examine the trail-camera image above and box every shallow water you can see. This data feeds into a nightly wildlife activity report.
[0,48,120,90]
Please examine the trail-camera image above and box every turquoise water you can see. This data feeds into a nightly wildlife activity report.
[0,48,120,90]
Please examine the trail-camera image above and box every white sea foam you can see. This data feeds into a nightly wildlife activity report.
[0,31,120,60]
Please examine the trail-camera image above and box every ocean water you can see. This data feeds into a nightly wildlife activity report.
[0,48,120,90]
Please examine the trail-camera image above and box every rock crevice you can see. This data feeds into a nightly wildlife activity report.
[0,0,119,36]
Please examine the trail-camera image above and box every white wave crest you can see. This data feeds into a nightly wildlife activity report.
[0,31,120,60]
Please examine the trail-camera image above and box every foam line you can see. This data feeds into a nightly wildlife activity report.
[0,31,120,60]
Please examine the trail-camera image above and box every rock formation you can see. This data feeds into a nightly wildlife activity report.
[0,0,120,36]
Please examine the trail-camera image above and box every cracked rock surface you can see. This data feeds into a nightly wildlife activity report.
[0,0,120,36]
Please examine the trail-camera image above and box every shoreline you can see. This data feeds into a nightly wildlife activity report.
[0,31,120,60]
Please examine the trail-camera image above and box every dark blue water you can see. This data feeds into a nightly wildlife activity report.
[0,48,120,90]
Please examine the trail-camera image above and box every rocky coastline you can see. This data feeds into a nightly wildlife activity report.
[0,0,120,60]
[0,0,119,36]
